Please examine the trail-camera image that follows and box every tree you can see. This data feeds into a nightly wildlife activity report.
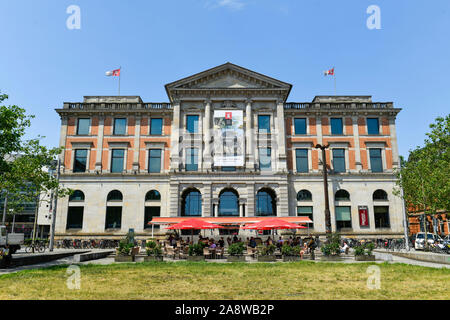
[395,115,450,247]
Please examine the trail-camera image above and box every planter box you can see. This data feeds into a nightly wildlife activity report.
[257,255,277,262]
[186,255,205,262]
[227,255,246,262]
[320,255,343,261]
[114,255,135,262]
[355,255,376,261]
[144,256,164,262]
[283,255,301,262]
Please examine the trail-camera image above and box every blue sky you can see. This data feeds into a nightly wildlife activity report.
[1,0,449,157]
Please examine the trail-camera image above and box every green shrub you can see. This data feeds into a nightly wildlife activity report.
[320,233,341,256]
[281,244,293,256]
[117,239,134,256]
[260,244,276,256]
[354,246,365,256]
[354,242,375,257]
[146,241,162,256]
[227,242,245,256]
[188,243,205,256]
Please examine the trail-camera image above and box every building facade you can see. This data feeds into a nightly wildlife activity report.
[54,63,405,239]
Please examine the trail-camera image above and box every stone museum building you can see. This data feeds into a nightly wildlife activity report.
[54,63,405,239]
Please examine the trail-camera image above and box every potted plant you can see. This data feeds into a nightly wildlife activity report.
[282,244,301,262]
[354,242,376,261]
[320,233,342,261]
[227,242,246,262]
[187,243,206,261]
[257,244,277,262]
[115,239,135,262]
[144,241,163,262]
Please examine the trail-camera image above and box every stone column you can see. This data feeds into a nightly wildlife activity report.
[170,101,181,171]
[133,115,141,172]
[239,202,244,218]
[276,100,287,171]
[59,115,68,170]
[389,117,400,168]
[213,201,219,217]
[245,99,254,170]
[95,114,105,172]
[352,115,362,171]
[203,100,212,170]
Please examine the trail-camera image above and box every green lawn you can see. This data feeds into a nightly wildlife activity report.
[1,261,449,300]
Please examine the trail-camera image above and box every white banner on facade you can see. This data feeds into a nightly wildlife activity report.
[213,110,244,167]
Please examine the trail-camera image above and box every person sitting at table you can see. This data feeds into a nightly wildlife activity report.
[209,241,217,249]
[300,243,307,259]
[277,236,284,249]
[232,235,238,243]
[226,237,232,246]
[249,237,257,249]
[266,236,273,246]
[218,237,225,248]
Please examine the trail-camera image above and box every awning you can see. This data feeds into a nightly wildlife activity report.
[149,216,313,225]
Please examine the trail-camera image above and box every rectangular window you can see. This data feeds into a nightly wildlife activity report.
[150,118,163,135]
[294,118,307,135]
[336,206,352,230]
[77,118,90,135]
[221,167,236,172]
[148,149,162,173]
[105,207,122,229]
[186,148,198,171]
[297,206,313,228]
[367,118,380,135]
[113,118,127,135]
[259,148,272,171]
[258,115,271,133]
[144,207,160,229]
[186,115,199,134]
[296,149,309,173]
[330,118,343,135]
[73,149,88,173]
[111,149,125,173]
[374,206,390,228]
[219,226,240,236]
[66,207,84,229]
[332,149,346,173]
[369,149,383,172]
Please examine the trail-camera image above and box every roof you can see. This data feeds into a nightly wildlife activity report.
[149,217,313,225]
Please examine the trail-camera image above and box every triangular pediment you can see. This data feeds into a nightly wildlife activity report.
[165,62,292,91]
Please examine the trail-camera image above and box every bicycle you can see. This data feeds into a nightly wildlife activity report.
[25,241,46,253]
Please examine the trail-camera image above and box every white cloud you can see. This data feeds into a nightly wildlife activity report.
[205,0,246,11]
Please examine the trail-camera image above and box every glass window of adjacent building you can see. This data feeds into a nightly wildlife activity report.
[367,118,380,135]
[113,118,127,135]
[105,207,122,229]
[296,149,308,173]
[374,206,390,228]
[330,118,343,135]
[186,115,199,134]
[336,206,352,230]
[73,149,88,173]
[258,115,271,133]
[259,148,272,171]
[332,149,346,173]
[297,206,313,228]
[77,118,90,135]
[148,149,162,173]
[294,118,307,135]
[111,149,125,173]
[66,207,84,229]
[369,149,383,172]
[186,148,198,171]
[150,118,163,135]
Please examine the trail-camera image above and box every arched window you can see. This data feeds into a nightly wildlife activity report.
[69,190,85,202]
[219,189,239,216]
[181,189,202,216]
[335,190,350,201]
[297,190,312,201]
[373,189,388,201]
[256,188,277,216]
[107,190,123,202]
[145,190,161,201]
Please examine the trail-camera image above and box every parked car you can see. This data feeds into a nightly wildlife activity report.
[414,232,437,250]
[0,226,24,254]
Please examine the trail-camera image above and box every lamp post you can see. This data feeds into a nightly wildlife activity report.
[49,157,61,252]
[315,144,332,238]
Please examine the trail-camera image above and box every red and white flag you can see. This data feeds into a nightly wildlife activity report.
[106,68,121,77]
[324,68,334,76]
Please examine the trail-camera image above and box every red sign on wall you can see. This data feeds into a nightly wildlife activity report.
[358,206,369,227]
[225,112,232,120]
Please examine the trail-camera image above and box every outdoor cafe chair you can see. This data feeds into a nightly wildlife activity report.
[166,246,176,259]
[203,247,211,259]
[246,246,256,258]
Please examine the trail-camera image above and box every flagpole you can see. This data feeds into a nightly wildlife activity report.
[333,67,336,96]
[118,66,121,96]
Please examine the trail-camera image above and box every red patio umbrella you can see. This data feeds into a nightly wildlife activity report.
[166,218,224,230]
[242,218,307,230]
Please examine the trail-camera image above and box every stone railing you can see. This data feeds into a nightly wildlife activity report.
[284,102,393,110]
[65,103,173,110]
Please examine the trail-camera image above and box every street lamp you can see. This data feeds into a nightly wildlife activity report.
[315,144,332,238]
